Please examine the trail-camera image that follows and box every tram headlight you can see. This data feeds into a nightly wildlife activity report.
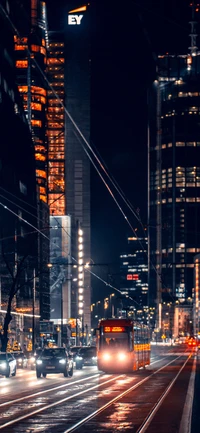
[102,353,110,361]
[118,352,126,361]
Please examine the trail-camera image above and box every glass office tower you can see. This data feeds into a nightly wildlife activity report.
[149,53,200,324]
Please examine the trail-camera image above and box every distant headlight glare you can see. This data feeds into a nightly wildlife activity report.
[30,356,35,362]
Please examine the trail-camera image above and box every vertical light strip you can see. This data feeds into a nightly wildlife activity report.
[78,228,84,316]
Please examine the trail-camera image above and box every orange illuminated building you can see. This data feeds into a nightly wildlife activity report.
[14,0,50,321]
[47,37,65,216]
[14,1,48,203]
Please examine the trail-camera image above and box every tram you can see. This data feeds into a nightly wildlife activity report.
[96,318,151,373]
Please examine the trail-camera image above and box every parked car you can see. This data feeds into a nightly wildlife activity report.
[70,346,84,369]
[36,347,73,378]
[78,346,97,366]
[0,352,16,377]
[13,352,28,368]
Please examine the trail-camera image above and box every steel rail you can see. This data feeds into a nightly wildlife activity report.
[0,372,101,408]
[0,354,167,410]
[0,374,123,430]
[0,352,190,431]
[63,353,189,433]
[136,353,193,433]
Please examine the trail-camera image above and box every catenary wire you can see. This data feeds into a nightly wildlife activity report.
[0,3,175,304]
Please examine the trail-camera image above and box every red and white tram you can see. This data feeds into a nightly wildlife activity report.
[96,318,151,373]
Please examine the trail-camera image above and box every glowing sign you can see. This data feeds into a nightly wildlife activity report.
[127,274,139,280]
[69,6,87,13]
[68,14,83,25]
[104,326,126,333]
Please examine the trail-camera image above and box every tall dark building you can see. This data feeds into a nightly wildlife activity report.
[120,236,148,308]
[148,6,200,327]
[65,4,91,332]
[12,0,50,321]
[47,3,91,332]
[0,0,38,347]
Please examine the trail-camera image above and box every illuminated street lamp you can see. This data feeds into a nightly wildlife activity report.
[109,293,115,317]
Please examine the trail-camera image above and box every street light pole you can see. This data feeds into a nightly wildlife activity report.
[61,282,63,347]
[32,268,36,354]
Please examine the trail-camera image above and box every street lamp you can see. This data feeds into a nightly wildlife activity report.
[109,293,115,317]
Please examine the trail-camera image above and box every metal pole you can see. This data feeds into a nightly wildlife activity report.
[61,283,63,347]
[156,79,162,330]
[32,268,35,354]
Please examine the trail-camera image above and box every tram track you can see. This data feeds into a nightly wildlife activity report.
[0,351,192,432]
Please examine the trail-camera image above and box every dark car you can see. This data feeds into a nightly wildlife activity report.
[0,352,17,377]
[13,352,28,368]
[70,346,84,369]
[36,348,73,378]
[79,346,97,366]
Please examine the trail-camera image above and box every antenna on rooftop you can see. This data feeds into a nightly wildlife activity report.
[189,1,199,55]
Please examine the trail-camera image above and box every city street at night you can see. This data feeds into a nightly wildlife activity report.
[0,346,198,433]
[1,1,200,432]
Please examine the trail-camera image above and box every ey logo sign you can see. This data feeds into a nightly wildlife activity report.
[68,5,87,25]
[68,14,83,25]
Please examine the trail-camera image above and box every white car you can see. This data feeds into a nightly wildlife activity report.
[0,352,17,377]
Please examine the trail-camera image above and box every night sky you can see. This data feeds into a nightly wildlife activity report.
[47,0,195,301]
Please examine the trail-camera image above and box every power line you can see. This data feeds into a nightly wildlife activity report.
[0,3,175,306]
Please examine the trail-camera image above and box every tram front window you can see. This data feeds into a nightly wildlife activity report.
[101,334,129,351]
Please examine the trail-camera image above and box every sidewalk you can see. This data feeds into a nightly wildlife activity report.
[191,351,200,432]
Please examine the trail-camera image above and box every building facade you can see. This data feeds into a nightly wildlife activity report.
[13,0,50,321]
[120,236,148,307]
[65,5,91,332]
[47,3,92,334]
[148,50,200,325]
[0,0,39,350]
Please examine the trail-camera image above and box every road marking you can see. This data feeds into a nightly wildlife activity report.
[178,354,197,433]
[0,373,101,407]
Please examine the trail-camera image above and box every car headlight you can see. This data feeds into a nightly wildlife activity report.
[59,359,66,364]
[76,356,83,360]
[92,356,97,360]
[36,360,43,365]
[0,362,7,369]
[18,358,22,362]
[30,356,35,362]
[118,352,126,361]
[102,353,110,361]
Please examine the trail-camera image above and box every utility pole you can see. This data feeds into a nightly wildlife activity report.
[32,268,36,354]
[61,281,63,347]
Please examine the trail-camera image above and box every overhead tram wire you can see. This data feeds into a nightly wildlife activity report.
[0,199,141,308]
[0,4,149,254]
[0,4,150,266]
[0,4,146,228]
[0,3,176,304]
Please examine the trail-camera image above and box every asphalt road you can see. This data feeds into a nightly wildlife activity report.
[0,346,198,433]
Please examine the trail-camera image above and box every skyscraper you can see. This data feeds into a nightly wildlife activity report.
[13,0,50,321]
[0,0,38,349]
[47,3,91,334]
[120,236,148,307]
[148,4,200,327]
[65,4,91,333]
